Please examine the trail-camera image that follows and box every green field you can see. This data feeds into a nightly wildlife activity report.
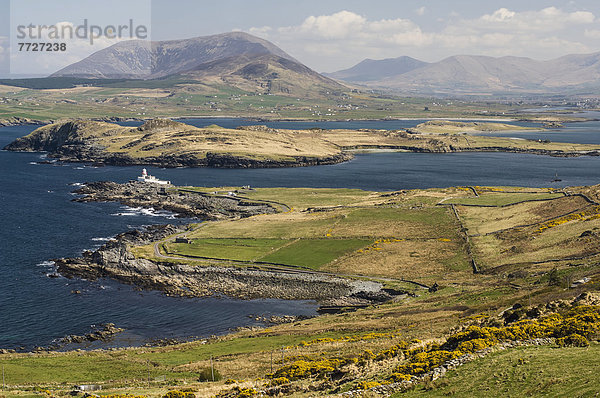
[166,238,289,261]
[258,238,372,269]
[167,237,371,268]
[239,187,375,209]
[332,207,457,239]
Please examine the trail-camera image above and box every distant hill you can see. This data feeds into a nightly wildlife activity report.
[324,56,428,82]
[51,32,346,97]
[329,52,600,95]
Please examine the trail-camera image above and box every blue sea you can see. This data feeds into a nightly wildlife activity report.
[1,117,600,350]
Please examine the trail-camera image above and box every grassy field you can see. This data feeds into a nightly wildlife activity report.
[166,238,290,261]
[147,187,467,275]
[457,195,590,236]
[411,120,538,135]
[0,81,543,122]
[401,343,600,397]
[258,238,371,269]
[442,192,564,207]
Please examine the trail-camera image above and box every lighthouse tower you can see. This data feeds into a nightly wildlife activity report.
[142,168,148,177]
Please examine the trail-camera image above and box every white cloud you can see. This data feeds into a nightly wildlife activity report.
[584,29,600,39]
[248,7,600,72]
[297,10,367,39]
[415,7,426,16]
[473,7,595,32]
[248,26,272,37]
[0,37,7,64]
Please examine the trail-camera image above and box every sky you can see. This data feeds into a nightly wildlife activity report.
[1,0,600,77]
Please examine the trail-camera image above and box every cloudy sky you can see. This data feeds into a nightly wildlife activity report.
[1,0,600,77]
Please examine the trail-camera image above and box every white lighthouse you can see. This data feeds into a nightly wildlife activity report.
[137,168,171,185]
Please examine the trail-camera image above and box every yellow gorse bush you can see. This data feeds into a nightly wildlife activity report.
[266,306,600,387]
[162,391,195,398]
[536,205,600,233]
[293,331,399,348]
[229,387,258,397]
[103,395,147,398]
[388,305,600,382]
[357,239,404,254]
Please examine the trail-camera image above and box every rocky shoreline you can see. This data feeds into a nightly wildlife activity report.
[72,181,277,219]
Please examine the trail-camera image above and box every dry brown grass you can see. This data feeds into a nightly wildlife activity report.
[411,120,536,135]
[324,239,470,282]
[189,211,341,239]
[472,214,600,268]
[458,196,590,235]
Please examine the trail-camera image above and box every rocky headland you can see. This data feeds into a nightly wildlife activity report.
[72,181,277,220]
[3,119,352,168]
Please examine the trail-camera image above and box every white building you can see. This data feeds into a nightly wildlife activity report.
[137,168,171,185]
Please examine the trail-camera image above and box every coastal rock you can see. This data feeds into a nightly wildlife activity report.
[72,181,276,219]
[60,323,124,345]
[0,116,46,127]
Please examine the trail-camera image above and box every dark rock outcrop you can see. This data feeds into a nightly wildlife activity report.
[72,181,276,219]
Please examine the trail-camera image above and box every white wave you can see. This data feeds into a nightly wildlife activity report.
[111,206,176,219]
[91,237,113,242]
[37,260,55,267]
[70,182,85,187]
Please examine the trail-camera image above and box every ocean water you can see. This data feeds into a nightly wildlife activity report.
[1,118,600,350]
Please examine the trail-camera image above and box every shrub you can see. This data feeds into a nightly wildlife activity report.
[271,357,358,380]
[556,333,589,347]
[375,340,409,360]
[389,372,412,382]
[198,366,222,382]
[163,391,195,398]
[231,387,258,397]
[356,380,382,390]
[268,377,290,387]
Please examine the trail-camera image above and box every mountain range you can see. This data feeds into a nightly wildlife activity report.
[327,53,600,95]
[51,32,346,97]
[49,32,600,96]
